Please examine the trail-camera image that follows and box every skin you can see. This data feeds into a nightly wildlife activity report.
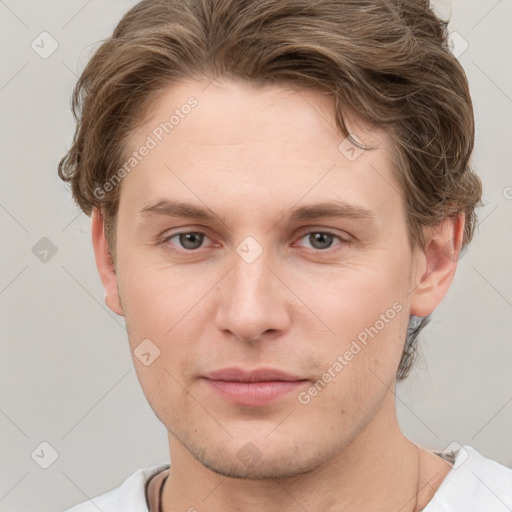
[92,79,463,511]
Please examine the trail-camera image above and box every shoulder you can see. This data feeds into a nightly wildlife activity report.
[61,462,170,512]
[424,445,512,512]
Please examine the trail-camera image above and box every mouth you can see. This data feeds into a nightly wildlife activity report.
[200,367,309,406]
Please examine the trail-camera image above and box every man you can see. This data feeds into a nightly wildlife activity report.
[58,0,512,510]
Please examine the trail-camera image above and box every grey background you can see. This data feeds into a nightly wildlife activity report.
[0,1,511,511]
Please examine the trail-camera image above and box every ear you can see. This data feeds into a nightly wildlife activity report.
[91,208,124,316]
[409,213,465,317]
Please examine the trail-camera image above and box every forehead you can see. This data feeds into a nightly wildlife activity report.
[131,78,385,155]
[120,79,401,222]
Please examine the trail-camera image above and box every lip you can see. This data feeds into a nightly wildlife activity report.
[204,367,305,382]
[201,367,309,406]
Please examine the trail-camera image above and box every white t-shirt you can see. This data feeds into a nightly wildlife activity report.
[62,446,512,512]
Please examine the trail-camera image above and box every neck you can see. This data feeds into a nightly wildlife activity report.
[161,393,447,512]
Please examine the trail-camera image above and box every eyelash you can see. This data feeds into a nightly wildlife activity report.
[160,229,351,254]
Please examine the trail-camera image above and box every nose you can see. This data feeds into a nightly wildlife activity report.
[214,245,291,343]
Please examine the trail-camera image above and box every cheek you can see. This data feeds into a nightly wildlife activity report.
[118,254,204,335]
[293,256,409,335]
[287,259,411,385]
[119,265,204,411]
[294,277,407,430]
[117,257,222,389]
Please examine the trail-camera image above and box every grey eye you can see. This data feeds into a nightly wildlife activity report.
[304,232,336,250]
[173,232,205,250]
[309,232,334,249]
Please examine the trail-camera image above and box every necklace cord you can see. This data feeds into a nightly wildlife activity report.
[158,474,169,512]
[413,444,421,512]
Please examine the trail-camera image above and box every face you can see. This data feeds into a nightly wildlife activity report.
[102,79,427,478]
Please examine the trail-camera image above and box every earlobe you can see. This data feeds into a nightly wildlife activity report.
[409,213,465,318]
[91,208,124,316]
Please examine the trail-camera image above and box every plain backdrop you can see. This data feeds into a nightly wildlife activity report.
[0,1,511,511]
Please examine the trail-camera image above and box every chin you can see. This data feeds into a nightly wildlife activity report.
[194,448,321,480]
[178,429,340,481]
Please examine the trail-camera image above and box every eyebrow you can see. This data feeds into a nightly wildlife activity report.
[288,202,376,223]
[139,199,219,222]
[138,198,376,225]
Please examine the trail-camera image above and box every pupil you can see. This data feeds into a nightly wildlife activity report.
[310,232,333,249]
[180,233,203,249]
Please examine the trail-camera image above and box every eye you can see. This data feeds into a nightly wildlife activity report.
[296,231,346,251]
[165,231,209,250]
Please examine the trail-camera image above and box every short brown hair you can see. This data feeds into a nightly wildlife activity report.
[58,0,482,380]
